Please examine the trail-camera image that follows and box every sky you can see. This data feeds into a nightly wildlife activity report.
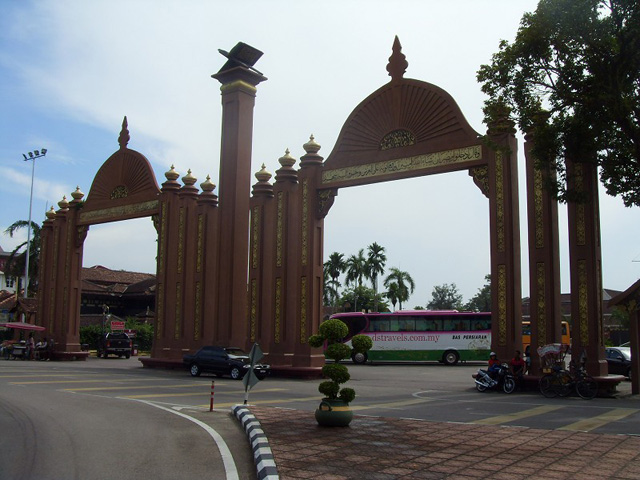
[1,0,639,309]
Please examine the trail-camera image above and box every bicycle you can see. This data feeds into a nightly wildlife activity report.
[539,360,599,400]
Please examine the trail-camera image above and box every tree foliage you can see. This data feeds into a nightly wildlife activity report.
[464,274,492,312]
[4,220,41,295]
[366,242,387,312]
[477,0,640,206]
[384,267,415,311]
[426,283,463,310]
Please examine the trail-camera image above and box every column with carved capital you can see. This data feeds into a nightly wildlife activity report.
[293,136,327,368]
[212,61,267,349]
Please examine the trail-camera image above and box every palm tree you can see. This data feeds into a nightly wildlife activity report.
[324,252,346,310]
[345,249,367,311]
[4,220,41,296]
[366,242,386,312]
[386,282,400,311]
[384,267,415,311]
[323,267,339,309]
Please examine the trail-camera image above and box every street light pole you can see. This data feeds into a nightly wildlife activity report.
[22,149,47,299]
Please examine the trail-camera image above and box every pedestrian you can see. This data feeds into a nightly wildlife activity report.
[510,350,526,378]
[27,333,35,360]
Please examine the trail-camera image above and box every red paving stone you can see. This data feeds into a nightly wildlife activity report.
[249,406,640,479]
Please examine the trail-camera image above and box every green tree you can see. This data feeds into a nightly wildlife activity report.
[339,286,390,314]
[384,267,415,311]
[4,220,41,296]
[345,249,367,311]
[477,0,640,207]
[427,283,464,310]
[324,252,346,309]
[464,274,492,312]
[366,242,387,312]
[386,282,400,311]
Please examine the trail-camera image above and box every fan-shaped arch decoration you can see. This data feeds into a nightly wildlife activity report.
[322,78,485,188]
[79,117,161,225]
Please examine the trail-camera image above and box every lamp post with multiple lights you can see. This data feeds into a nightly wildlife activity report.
[22,148,47,299]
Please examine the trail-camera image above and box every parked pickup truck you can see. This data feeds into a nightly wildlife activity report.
[97,332,132,359]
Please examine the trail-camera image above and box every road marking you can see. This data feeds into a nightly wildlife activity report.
[559,408,638,432]
[62,384,206,391]
[350,398,432,411]
[473,405,564,425]
[197,396,321,408]
[130,399,238,480]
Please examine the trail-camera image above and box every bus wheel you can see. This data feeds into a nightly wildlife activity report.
[442,350,459,366]
[352,352,368,365]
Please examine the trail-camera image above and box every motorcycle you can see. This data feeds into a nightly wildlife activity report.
[475,363,516,394]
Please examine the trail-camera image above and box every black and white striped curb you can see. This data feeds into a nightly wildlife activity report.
[232,405,279,480]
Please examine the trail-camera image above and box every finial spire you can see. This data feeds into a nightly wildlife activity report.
[118,116,130,149]
[386,36,408,82]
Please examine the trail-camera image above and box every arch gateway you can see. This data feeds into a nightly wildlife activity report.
[37,39,608,376]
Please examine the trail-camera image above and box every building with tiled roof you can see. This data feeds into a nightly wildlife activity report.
[0,244,18,293]
[80,265,155,321]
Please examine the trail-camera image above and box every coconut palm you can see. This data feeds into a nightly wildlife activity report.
[324,252,346,310]
[366,242,386,312]
[323,266,340,310]
[384,267,415,311]
[4,220,41,296]
[345,249,367,311]
[386,282,400,311]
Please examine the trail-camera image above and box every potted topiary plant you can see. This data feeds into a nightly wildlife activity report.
[308,318,373,427]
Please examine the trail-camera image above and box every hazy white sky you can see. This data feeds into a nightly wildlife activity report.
[1,0,639,308]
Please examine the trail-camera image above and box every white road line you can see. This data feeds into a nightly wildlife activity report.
[129,399,239,480]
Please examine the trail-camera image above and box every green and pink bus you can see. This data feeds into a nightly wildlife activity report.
[330,310,491,365]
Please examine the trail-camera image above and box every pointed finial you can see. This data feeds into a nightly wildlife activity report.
[386,36,408,82]
[278,148,296,168]
[165,165,180,181]
[182,169,197,186]
[118,116,130,149]
[255,163,272,183]
[200,175,216,193]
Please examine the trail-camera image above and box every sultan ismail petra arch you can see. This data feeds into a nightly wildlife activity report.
[36,39,609,376]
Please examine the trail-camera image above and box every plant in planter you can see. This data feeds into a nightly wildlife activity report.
[308,318,373,427]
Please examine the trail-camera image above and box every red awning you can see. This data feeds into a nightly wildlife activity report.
[0,322,46,332]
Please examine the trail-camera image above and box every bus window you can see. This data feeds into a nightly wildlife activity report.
[415,318,428,331]
[389,319,401,332]
[399,317,415,331]
[369,319,389,332]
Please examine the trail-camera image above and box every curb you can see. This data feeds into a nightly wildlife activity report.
[231,405,279,480]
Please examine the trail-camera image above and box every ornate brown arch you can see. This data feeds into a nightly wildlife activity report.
[79,118,161,225]
[248,37,523,367]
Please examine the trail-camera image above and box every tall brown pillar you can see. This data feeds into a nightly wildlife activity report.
[524,133,562,373]
[293,136,326,368]
[566,159,607,376]
[212,65,267,349]
[487,117,523,360]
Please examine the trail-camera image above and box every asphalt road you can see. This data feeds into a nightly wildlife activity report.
[1,356,639,479]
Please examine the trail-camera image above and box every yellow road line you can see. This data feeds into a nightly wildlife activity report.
[197,396,321,408]
[119,388,288,399]
[0,374,109,378]
[350,398,432,411]
[559,408,638,432]
[473,405,564,425]
[11,380,118,385]
[63,384,206,391]
[124,392,212,399]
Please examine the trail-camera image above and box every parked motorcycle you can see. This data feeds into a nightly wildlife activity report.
[475,363,516,394]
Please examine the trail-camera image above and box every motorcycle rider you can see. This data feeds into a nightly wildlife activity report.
[487,351,501,379]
